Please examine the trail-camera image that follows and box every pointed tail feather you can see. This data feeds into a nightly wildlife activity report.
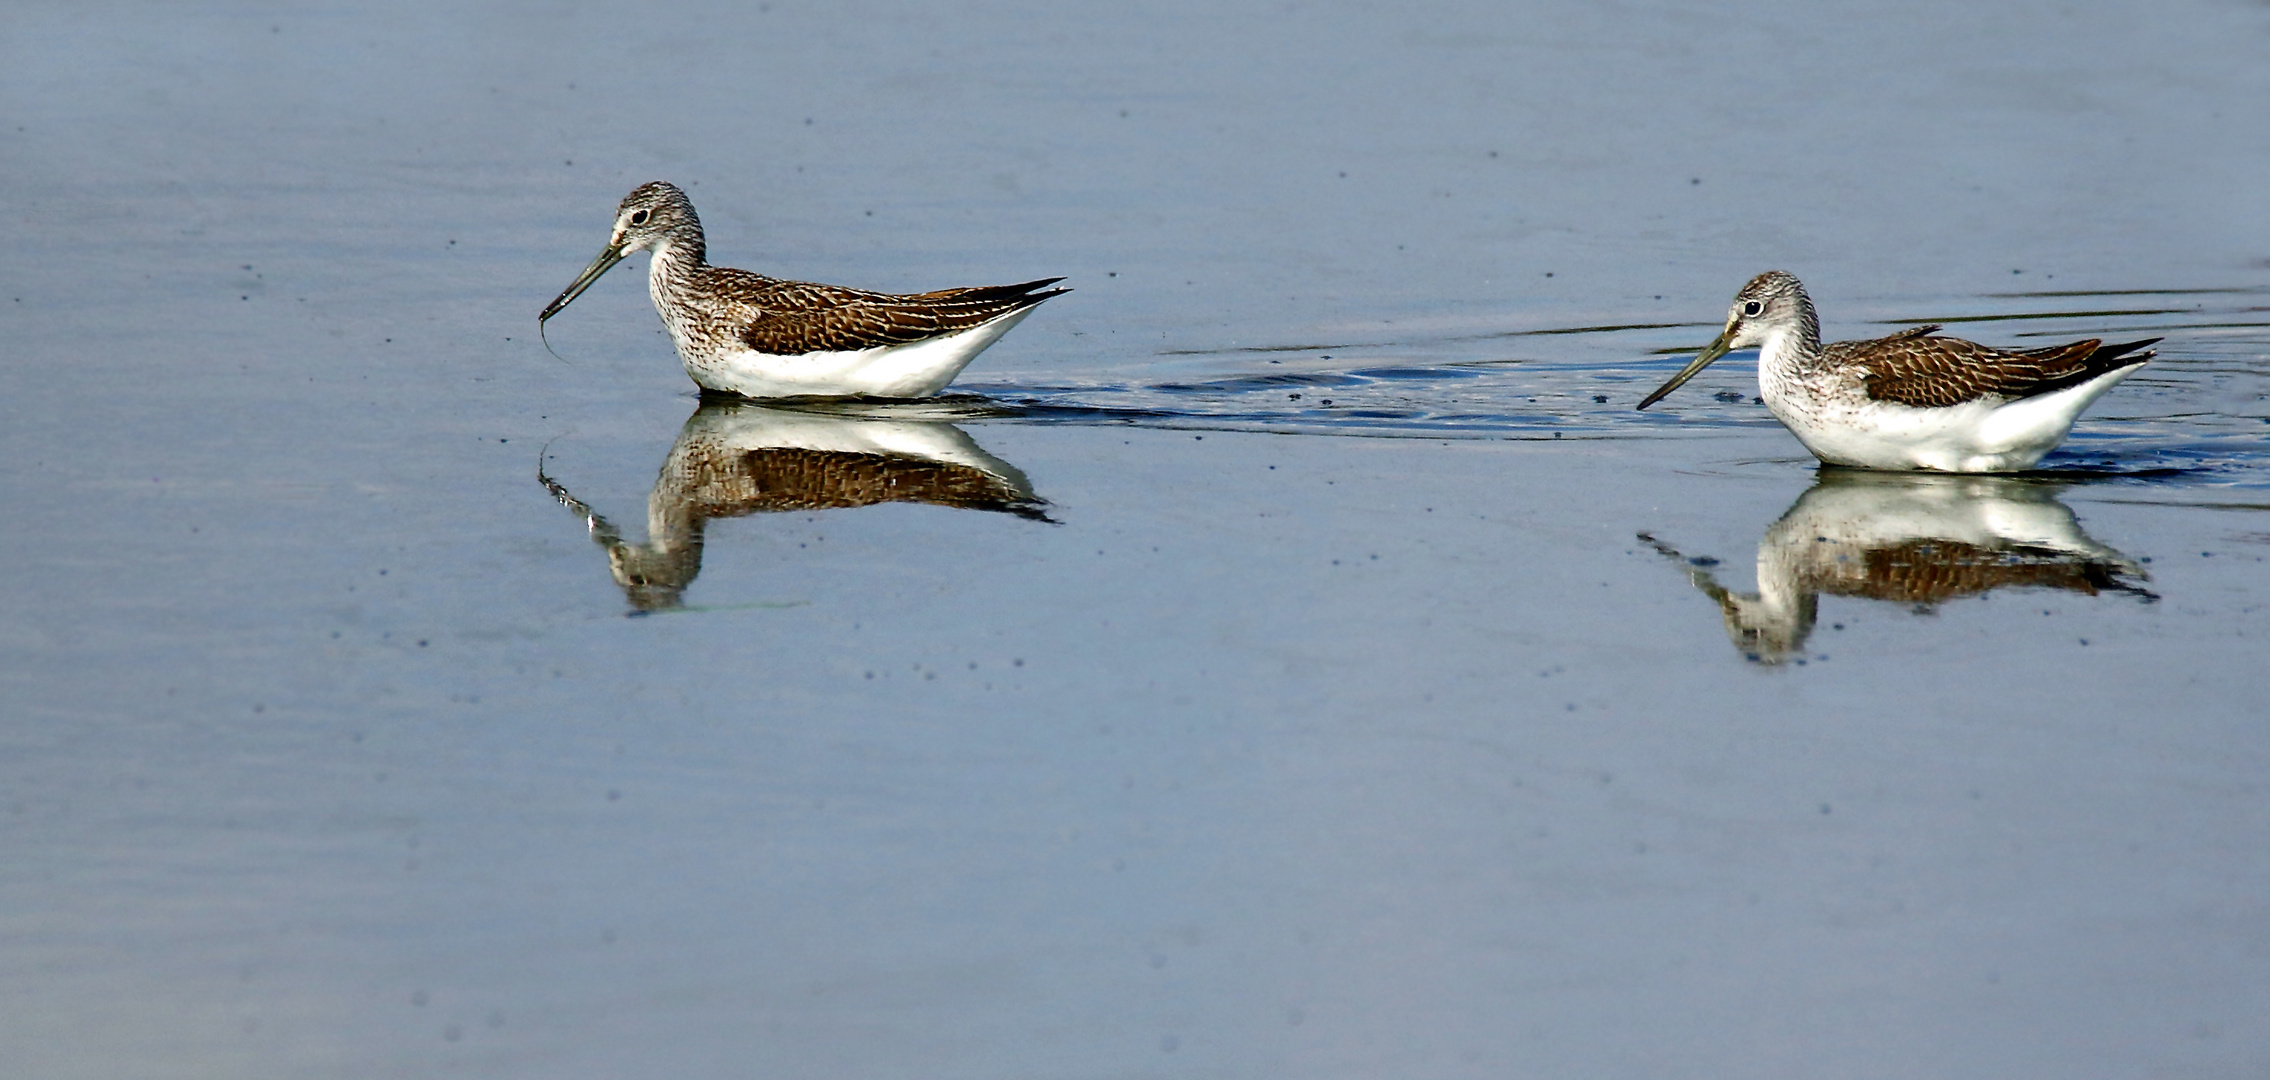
[923,277,1070,305]
[2088,338,2160,369]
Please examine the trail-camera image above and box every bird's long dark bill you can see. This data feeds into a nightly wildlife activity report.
[540,244,626,323]
[1635,329,1735,411]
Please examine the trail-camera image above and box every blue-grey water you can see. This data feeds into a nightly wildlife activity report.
[5,2,2268,1077]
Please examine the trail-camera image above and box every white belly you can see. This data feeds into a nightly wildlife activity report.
[1768,363,2145,473]
[683,306,1040,399]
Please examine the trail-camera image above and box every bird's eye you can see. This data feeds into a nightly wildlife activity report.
[1741,300,1763,317]
[629,209,651,226]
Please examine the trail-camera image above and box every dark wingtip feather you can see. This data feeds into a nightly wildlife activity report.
[2092,338,2160,365]
[960,277,1070,304]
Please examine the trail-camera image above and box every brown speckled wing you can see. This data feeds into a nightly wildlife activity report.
[695,273,1068,356]
[666,442,1049,520]
[1812,539,2148,605]
[1847,333,2157,409]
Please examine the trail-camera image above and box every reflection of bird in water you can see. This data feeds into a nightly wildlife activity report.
[539,181,1065,398]
[1638,271,2156,472]
[542,399,1049,612]
[1641,469,2154,664]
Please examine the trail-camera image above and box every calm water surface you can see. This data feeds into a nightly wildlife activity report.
[4,1,2268,1077]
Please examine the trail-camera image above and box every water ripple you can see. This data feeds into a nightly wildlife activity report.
[958,284,2270,486]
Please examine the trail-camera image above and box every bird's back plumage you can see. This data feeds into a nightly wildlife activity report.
[716,274,1069,356]
[1849,333,2159,409]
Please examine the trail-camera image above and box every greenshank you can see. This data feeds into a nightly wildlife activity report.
[540,182,1066,398]
[1642,471,2151,663]
[541,400,1049,611]
[1637,271,2157,472]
